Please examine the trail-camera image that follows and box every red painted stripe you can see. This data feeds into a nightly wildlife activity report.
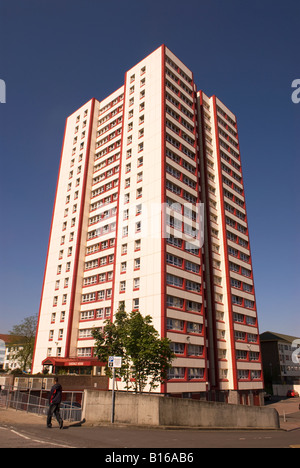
[212,95,238,389]
[109,84,127,323]
[31,119,68,373]
[197,90,218,387]
[65,98,96,357]
[161,44,167,394]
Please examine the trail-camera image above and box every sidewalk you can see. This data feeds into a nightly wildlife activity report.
[266,397,300,431]
[0,407,45,426]
[1,399,300,431]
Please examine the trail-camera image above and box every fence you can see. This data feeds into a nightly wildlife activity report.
[0,385,84,422]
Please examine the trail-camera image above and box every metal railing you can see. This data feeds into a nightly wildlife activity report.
[0,385,84,422]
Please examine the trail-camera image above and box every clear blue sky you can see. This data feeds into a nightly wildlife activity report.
[0,0,299,336]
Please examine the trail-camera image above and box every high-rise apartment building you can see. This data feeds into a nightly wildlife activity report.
[32,45,263,405]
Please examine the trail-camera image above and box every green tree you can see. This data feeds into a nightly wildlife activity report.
[92,305,174,393]
[9,314,38,372]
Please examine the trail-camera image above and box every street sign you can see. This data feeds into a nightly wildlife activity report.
[108,356,114,368]
[108,356,122,368]
[113,356,122,368]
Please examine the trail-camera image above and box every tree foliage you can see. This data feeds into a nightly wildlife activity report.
[92,305,174,393]
[9,314,38,372]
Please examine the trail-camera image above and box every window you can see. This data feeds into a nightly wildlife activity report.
[243,283,253,293]
[134,258,140,270]
[187,322,202,334]
[185,261,200,273]
[170,342,184,355]
[251,370,261,380]
[238,370,249,380]
[188,368,204,380]
[167,295,183,309]
[188,344,203,356]
[235,331,246,341]
[136,203,142,215]
[234,313,244,323]
[248,333,257,343]
[186,301,201,313]
[120,281,126,292]
[186,280,201,292]
[82,292,96,303]
[135,221,141,233]
[133,277,140,290]
[166,253,183,268]
[133,298,139,310]
[232,295,242,305]
[98,290,105,301]
[167,318,184,331]
[167,274,183,288]
[77,348,92,357]
[236,350,247,360]
[231,278,241,289]
[168,367,185,380]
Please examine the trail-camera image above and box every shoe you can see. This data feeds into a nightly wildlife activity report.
[47,424,52,428]
[59,420,63,430]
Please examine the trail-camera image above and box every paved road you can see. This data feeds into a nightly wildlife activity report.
[0,407,299,449]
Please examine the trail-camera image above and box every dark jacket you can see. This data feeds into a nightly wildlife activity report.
[49,383,62,405]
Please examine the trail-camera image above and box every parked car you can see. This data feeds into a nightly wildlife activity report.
[286,390,299,398]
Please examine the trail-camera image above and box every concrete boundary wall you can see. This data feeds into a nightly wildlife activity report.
[83,390,280,429]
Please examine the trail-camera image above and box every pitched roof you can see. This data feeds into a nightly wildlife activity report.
[0,334,25,345]
[260,331,299,344]
[0,334,14,343]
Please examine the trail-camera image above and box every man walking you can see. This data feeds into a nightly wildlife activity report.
[47,377,63,429]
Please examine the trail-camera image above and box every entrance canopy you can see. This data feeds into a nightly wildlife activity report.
[42,357,101,367]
